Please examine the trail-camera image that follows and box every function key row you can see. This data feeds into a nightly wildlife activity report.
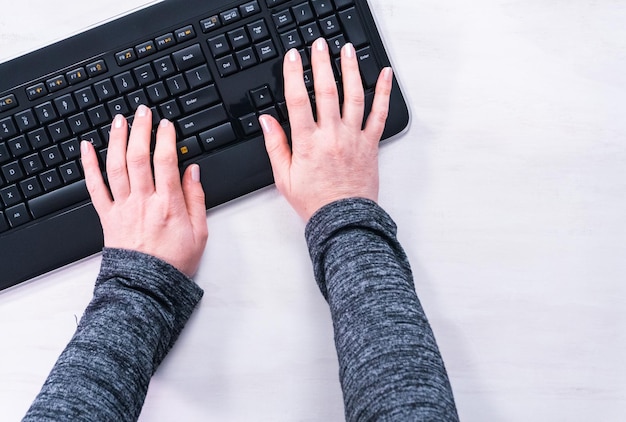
[115,25,196,67]
[24,60,107,103]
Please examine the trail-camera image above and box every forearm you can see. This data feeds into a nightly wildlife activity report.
[23,248,203,422]
[306,199,458,421]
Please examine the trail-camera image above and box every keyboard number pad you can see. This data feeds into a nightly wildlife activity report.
[277,2,380,90]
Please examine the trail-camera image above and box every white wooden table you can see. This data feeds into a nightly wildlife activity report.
[1,1,625,420]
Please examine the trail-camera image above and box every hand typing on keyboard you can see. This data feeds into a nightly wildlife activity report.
[260,38,392,221]
[80,105,208,277]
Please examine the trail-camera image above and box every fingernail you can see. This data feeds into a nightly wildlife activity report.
[344,43,355,59]
[259,115,272,134]
[137,104,148,117]
[160,119,170,128]
[383,67,393,81]
[113,114,124,129]
[315,38,326,51]
[287,48,298,62]
[191,164,201,182]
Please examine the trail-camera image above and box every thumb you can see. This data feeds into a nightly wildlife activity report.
[182,164,208,244]
[259,114,291,191]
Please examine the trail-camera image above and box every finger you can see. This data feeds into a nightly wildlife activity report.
[340,43,365,128]
[81,140,113,215]
[105,114,130,200]
[125,105,155,195]
[181,164,208,245]
[310,38,340,126]
[153,119,183,197]
[363,67,393,143]
[260,114,292,193]
[283,48,316,137]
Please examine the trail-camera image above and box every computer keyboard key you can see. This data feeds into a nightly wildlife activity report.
[1,117,18,140]
[199,122,237,151]
[74,87,98,109]
[134,64,157,86]
[86,60,108,77]
[172,44,206,71]
[94,80,117,101]
[113,72,137,94]
[180,85,221,113]
[293,2,315,24]
[5,203,31,228]
[7,135,30,157]
[334,0,355,9]
[48,121,71,143]
[2,161,24,183]
[155,33,177,50]
[273,10,294,28]
[247,20,270,42]
[37,170,64,200]
[239,113,261,136]
[135,41,157,58]
[256,40,278,62]
[154,56,177,78]
[200,16,221,34]
[311,0,335,17]
[220,8,241,25]
[26,83,47,101]
[177,104,228,136]
[41,146,64,168]
[229,28,251,50]
[22,153,44,175]
[29,180,89,219]
[177,137,203,160]
[46,75,68,93]
[240,0,261,17]
[1,185,22,207]
[216,55,238,77]
[356,46,379,88]
[59,161,82,184]
[54,94,78,117]
[66,67,88,85]
[250,86,273,108]
[208,35,231,58]
[86,105,110,127]
[236,48,258,69]
[338,7,367,47]
[185,65,213,89]
[320,15,341,36]
[175,25,196,43]
[300,22,322,44]
[14,110,38,132]
[20,177,43,199]
[116,48,137,66]
[27,128,51,150]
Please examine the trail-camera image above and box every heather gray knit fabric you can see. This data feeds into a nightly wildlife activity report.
[23,198,457,421]
[23,248,203,421]
[306,198,458,421]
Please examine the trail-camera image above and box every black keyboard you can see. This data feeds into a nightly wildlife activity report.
[0,0,409,291]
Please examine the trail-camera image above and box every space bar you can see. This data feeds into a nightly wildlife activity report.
[29,180,90,219]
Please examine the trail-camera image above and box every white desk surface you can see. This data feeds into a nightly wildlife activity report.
[1,0,625,420]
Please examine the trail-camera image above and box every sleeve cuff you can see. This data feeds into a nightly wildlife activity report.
[304,198,398,299]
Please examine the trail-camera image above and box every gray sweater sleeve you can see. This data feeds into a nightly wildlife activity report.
[23,248,204,422]
[305,198,459,421]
